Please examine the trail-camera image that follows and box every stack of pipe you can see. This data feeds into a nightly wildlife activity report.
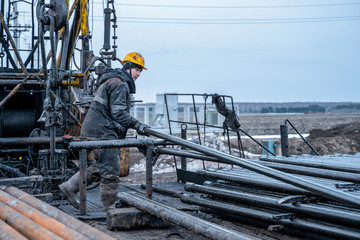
[182,165,360,240]
[0,186,116,240]
[141,129,360,238]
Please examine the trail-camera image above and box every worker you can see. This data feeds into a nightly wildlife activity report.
[59,52,150,210]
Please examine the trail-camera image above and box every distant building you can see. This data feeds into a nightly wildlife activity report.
[132,94,360,129]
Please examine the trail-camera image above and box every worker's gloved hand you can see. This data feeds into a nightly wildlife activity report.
[134,122,151,135]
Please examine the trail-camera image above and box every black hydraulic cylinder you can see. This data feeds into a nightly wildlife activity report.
[185,183,360,227]
[103,7,111,50]
[117,192,252,240]
[280,124,289,157]
[144,128,360,208]
[181,195,360,240]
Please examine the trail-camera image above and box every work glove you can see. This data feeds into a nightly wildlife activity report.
[134,122,151,135]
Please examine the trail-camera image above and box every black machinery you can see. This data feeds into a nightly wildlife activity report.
[0,0,119,194]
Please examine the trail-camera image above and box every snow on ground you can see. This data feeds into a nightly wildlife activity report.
[130,132,260,174]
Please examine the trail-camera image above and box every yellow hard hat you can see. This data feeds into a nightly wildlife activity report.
[122,52,147,70]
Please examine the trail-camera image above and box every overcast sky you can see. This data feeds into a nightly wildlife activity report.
[15,1,360,103]
[88,0,360,103]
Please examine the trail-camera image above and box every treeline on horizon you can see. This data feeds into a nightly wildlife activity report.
[260,104,360,114]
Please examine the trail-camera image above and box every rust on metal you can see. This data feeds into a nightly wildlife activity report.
[0,219,28,240]
[0,189,88,240]
[2,186,116,240]
[0,201,63,240]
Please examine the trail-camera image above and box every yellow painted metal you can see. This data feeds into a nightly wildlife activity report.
[61,78,80,86]
[120,148,130,177]
[80,0,89,36]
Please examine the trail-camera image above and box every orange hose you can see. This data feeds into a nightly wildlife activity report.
[0,218,28,240]
[0,202,63,240]
[0,190,88,240]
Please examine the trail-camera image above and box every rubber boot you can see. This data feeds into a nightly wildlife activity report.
[59,164,99,209]
[100,178,120,211]
[59,172,81,208]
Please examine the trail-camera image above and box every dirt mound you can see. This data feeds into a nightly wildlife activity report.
[237,121,360,156]
[309,121,360,138]
[297,121,360,155]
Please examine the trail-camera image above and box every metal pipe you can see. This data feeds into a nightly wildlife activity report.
[238,128,276,156]
[117,191,252,240]
[255,160,360,182]
[0,218,28,240]
[181,195,360,240]
[285,119,319,156]
[0,190,88,240]
[79,149,87,215]
[145,147,153,199]
[0,80,43,85]
[156,147,229,164]
[280,124,289,157]
[201,173,313,196]
[185,183,360,227]
[0,201,63,240]
[69,139,171,149]
[1,186,116,240]
[145,128,360,208]
[181,124,187,170]
[0,175,43,185]
[260,156,360,174]
[0,137,64,145]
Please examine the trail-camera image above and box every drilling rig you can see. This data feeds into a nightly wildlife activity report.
[0,0,119,195]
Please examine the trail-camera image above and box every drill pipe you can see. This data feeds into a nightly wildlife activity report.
[156,147,228,163]
[0,219,28,240]
[117,191,252,240]
[1,186,116,240]
[259,156,360,174]
[181,195,360,240]
[0,201,63,240]
[0,137,64,146]
[0,190,88,240]
[200,171,320,196]
[0,175,43,185]
[185,183,360,227]
[145,128,360,208]
[254,160,360,182]
[69,139,171,149]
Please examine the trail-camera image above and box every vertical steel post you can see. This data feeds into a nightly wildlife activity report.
[280,124,289,157]
[145,147,153,199]
[180,124,187,170]
[79,149,87,215]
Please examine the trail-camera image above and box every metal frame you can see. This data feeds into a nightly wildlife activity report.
[69,139,172,215]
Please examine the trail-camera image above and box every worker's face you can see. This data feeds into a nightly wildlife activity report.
[127,67,142,81]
